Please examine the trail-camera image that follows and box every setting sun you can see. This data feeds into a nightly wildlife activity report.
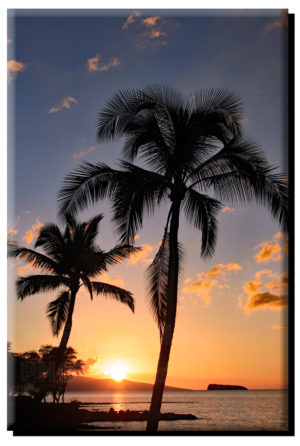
[105,361,128,382]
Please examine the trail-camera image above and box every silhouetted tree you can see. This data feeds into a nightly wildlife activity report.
[8,214,138,354]
[8,345,84,403]
[57,85,288,430]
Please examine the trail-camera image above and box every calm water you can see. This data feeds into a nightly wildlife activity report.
[64,389,288,432]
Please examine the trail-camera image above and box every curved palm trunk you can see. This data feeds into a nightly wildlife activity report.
[58,288,77,352]
[146,201,180,432]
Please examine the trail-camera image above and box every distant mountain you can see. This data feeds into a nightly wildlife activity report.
[67,376,192,392]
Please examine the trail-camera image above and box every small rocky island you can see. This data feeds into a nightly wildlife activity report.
[207,384,248,390]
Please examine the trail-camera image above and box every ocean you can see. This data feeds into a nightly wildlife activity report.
[63,389,289,432]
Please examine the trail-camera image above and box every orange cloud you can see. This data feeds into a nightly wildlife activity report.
[266,273,288,293]
[22,218,44,245]
[82,357,98,374]
[206,263,242,278]
[122,12,141,30]
[49,96,78,114]
[255,269,276,280]
[87,55,120,72]
[73,145,96,159]
[242,270,288,314]
[243,279,263,295]
[183,273,217,305]
[128,244,154,265]
[254,233,288,263]
[183,262,242,305]
[7,59,27,84]
[143,16,160,27]
[122,12,167,50]
[246,292,288,311]
[148,30,166,39]
[17,261,37,276]
[98,272,125,288]
[272,324,288,330]
[254,233,283,264]
[221,206,235,213]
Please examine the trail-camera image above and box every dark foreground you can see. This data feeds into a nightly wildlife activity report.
[8,396,197,434]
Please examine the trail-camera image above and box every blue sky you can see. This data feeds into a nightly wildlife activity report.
[6,9,290,388]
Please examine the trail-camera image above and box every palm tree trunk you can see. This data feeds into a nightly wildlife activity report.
[58,289,77,351]
[146,200,180,432]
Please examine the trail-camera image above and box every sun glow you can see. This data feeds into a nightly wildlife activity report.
[104,361,128,382]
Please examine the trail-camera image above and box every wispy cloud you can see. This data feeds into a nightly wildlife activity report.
[49,96,78,114]
[82,357,98,374]
[253,233,288,264]
[7,215,21,243]
[183,262,242,306]
[7,59,27,84]
[242,271,288,314]
[142,16,160,27]
[128,243,154,265]
[264,10,288,34]
[73,145,96,159]
[246,292,288,311]
[7,227,18,243]
[98,272,125,288]
[221,206,235,213]
[206,263,242,278]
[22,218,44,245]
[272,323,288,330]
[122,12,141,30]
[87,55,120,72]
[255,269,276,280]
[122,12,167,50]
[17,261,37,276]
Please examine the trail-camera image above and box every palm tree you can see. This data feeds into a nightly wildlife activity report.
[8,214,139,353]
[57,85,288,431]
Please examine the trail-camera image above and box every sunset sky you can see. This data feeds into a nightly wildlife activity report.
[7,9,289,390]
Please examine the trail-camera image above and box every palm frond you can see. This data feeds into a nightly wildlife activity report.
[187,136,288,231]
[58,162,123,217]
[146,228,169,338]
[16,275,69,300]
[146,225,185,339]
[34,224,65,259]
[184,189,221,257]
[91,281,134,312]
[81,214,104,247]
[80,274,94,300]
[8,245,59,273]
[191,88,244,138]
[97,84,183,143]
[47,290,70,336]
[112,161,169,243]
[103,244,141,267]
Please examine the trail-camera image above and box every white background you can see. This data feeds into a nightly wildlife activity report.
[0,0,298,444]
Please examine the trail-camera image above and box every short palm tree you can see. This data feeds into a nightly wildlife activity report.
[8,214,138,352]
[57,85,288,431]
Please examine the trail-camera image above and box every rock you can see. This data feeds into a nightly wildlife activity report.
[207,384,248,390]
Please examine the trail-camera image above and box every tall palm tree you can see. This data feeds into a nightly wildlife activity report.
[8,214,138,353]
[57,85,288,431]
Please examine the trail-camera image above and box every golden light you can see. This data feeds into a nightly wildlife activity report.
[105,361,127,382]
